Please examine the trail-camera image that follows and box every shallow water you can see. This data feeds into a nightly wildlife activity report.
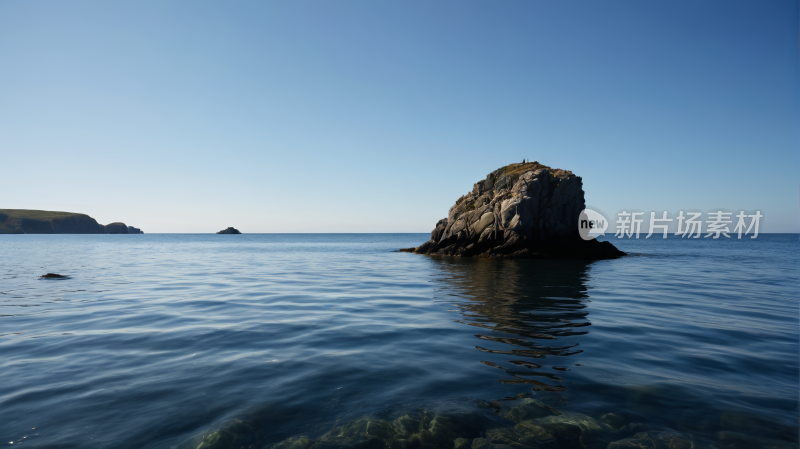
[0,234,797,448]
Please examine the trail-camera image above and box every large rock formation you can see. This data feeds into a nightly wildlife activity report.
[0,209,143,234]
[401,162,623,259]
[217,227,242,234]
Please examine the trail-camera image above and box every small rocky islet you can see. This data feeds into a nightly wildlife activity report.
[217,227,242,234]
[188,397,741,449]
[400,162,622,259]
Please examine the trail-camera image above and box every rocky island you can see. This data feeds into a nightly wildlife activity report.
[400,162,623,259]
[217,227,242,234]
[0,209,143,234]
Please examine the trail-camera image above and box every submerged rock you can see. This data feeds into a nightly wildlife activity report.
[606,431,695,449]
[454,437,471,449]
[615,423,657,438]
[217,227,242,234]
[599,413,628,431]
[514,420,580,449]
[270,436,316,449]
[399,162,623,259]
[194,418,261,449]
[319,416,398,448]
[265,410,488,449]
[39,273,68,279]
[188,400,771,449]
[499,398,559,423]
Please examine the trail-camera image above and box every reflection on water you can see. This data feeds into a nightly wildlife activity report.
[432,259,593,395]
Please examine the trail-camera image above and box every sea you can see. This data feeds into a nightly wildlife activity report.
[1,234,797,448]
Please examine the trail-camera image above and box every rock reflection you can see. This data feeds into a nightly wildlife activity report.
[431,258,593,393]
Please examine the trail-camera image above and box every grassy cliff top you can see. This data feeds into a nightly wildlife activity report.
[496,161,574,179]
[0,209,91,221]
[0,209,99,234]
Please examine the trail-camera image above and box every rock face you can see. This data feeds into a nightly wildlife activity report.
[104,222,130,234]
[19,217,56,234]
[51,215,105,233]
[0,209,143,234]
[401,162,623,259]
[217,227,242,234]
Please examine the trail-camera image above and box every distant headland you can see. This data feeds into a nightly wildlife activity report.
[400,161,623,259]
[0,209,143,234]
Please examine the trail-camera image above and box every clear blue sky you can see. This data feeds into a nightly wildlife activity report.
[1,1,797,233]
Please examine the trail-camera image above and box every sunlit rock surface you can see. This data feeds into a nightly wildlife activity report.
[399,162,623,259]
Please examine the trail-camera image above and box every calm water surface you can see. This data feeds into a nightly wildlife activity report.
[1,234,797,448]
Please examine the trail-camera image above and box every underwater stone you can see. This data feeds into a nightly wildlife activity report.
[471,437,490,449]
[526,411,617,448]
[319,416,398,449]
[407,429,438,449]
[500,399,557,423]
[194,418,260,449]
[607,431,695,449]
[513,422,554,441]
[195,430,237,449]
[485,428,519,443]
[428,413,485,441]
[387,439,410,449]
[599,413,628,431]
[515,421,581,449]
[615,423,656,438]
[537,411,607,434]
[393,415,424,437]
[268,436,316,449]
[454,437,471,449]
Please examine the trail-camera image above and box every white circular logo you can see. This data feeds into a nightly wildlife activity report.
[579,208,609,240]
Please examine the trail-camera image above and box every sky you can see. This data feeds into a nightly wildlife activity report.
[1,0,797,233]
